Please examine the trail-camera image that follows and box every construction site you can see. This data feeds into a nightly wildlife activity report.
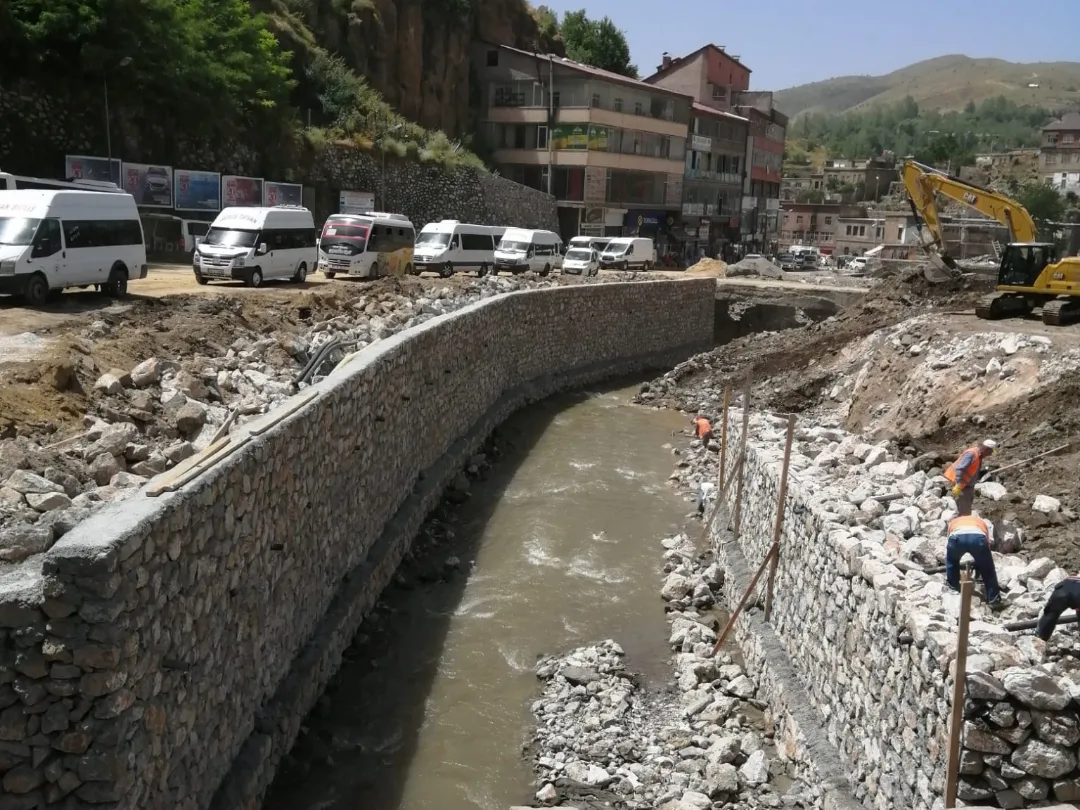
[1,166,1080,810]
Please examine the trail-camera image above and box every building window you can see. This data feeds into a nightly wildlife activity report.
[1046,153,1058,164]
[661,136,671,159]
[858,225,866,237]
[537,126,548,149]
[613,97,623,112]
[824,216,832,225]
[711,84,725,100]
[796,215,803,225]
[634,101,644,116]
[591,93,601,108]
[1065,134,1076,144]
[845,225,852,236]
[552,91,561,108]
[486,50,499,67]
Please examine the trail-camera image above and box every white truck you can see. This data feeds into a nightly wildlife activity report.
[599,237,655,271]
[413,220,504,277]
[493,228,563,276]
[0,189,147,305]
[194,205,317,287]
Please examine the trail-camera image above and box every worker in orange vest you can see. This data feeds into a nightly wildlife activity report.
[1036,576,1080,642]
[944,439,997,516]
[945,514,1005,610]
[694,414,715,451]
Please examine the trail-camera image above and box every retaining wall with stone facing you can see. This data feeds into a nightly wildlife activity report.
[0,279,715,809]
[708,410,1080,810]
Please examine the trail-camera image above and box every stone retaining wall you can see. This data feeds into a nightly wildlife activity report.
[0,280,714,809]
[710,410,1080,810]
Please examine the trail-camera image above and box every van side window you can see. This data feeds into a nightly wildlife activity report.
[31,219,62,258]
[62,220,143,248]
[625,245,634,255]
[461,233,492,251]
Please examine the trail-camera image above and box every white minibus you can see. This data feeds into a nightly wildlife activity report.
[599,237,655,271]
[0,190,147,305]
[413,220,505,277]
[194,206,317,287]
[318,212,415,279]
[493,228,563,276]
[0,171,123,194]
[568,235,611,254]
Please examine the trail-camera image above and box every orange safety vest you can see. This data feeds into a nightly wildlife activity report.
[948,515,990,539]
[695,417,712,437]
[944,447,982,490]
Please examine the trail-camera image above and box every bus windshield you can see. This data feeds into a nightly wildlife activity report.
[203,227,259,248]
[416,232,451,247]
[0,217,41,246]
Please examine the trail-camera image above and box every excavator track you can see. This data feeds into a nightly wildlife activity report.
[975,293,1029,321]
[1041,298,1080,326]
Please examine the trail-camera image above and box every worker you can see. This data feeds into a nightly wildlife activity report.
[945,514,1006,611]
[694,414,715,451]
[944,439,998,517]
[693,478,717,517]
[1035,577,1080,642]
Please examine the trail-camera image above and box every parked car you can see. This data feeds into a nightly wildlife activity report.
[562,246,599,276]
[776,252,796,271]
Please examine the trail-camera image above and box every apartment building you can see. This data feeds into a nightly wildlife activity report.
[780,165,825,201]
[821,158,897,202]
[834,214,885,257]
[1040,112,1080,194]
[778,202,863,255]
[644,43,786,253]
[679,103,748,260]
[472,42,692,245]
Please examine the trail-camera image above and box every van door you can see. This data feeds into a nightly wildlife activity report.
[31,218,64,286]
[60,220,97,284]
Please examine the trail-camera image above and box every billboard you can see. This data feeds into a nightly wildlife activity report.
[65,155,121,185]
[339,190,374,214]
[551,124,588,150]
[264,181,302,207]
[587,125,609,151]
[122,162,173,208]
[222,175,264,207]
[174,169,221,213]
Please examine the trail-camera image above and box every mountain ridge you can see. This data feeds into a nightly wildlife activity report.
[774,55,1080,118]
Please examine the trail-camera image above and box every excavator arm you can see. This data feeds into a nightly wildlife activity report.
[900,159,1040,270]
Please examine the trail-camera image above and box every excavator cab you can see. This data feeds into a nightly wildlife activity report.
[998,243,1058,287]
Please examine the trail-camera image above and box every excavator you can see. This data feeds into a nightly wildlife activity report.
[901,158,1080,326]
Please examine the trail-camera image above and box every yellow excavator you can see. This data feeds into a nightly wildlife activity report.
[901,158,1080,325]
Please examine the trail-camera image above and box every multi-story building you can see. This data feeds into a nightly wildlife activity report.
[679,103,748,261]
[778,202,863,255]
[644,43,787,254]
[472,42,693,248]
[834,213,885,257]
[821,158,897,202]
[1040,112,1080,194]
[780,165,825,201]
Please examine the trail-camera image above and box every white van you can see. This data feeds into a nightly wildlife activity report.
[319,212,415,279]
[599,237,655,271]
[493,228,563,276]
[414,221,505,277]
[568,235,611,254]
[194,206,317,287]
[0,190,147,305]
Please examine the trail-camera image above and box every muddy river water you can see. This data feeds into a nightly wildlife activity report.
[264,384,692,810]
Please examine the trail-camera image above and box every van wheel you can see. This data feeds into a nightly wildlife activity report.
[405,263,415,276]
[23,274,49,306]
[292,263,308,284]
[540,263,551,277]
[195,274,209,286]
[621,261,629,271]
[325,271,336,279]
[247,268,263,288]
[370,262,379,278]
[643,261,652,271]
[440,262,453,278]
[477,263,487,278]
[103,266,128,298]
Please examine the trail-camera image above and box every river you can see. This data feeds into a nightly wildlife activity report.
[264,383,692,810]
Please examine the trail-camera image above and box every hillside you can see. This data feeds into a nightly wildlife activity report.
[775,55,1080,118]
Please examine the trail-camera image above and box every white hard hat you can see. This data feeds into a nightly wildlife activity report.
[982,439,998,450]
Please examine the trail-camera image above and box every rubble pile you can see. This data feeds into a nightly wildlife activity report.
[0,273,642,561]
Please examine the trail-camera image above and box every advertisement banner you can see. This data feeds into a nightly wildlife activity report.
[65,155,121,186]
[264,181,303,207]
[339,190,375,214]
[691,135,712,152]
[222,175,264,207]
[174,169,221,212]
[587,125,609,151]
[551,124,588,150]
[122,162,173,208]
[584,166,606,204]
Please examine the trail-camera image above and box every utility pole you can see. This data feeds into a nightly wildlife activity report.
[380,123,403,209]
[103,56,132,183]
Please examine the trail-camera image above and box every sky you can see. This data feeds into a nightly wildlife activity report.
[538,0,1080,90]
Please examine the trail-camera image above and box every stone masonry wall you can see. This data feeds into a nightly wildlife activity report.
[0,279,714,809]
[709,409,1080,810]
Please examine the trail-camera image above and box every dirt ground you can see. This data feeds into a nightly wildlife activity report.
[644,268,1080,570]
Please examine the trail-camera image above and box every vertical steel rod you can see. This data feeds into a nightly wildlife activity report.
[718,383,731,492]
[764,415,796,622]
[732,376,751,541]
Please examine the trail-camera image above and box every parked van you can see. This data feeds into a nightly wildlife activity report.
[493,228,563,276]
[414,220,505,277]
[319,212,415,279]
[0,171,123,194]
[568,235,611,254]
[194,206,316,287]
[599,237,655,271]
[0,190,147,305]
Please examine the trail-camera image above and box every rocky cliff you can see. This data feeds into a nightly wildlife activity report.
[261,0,563,138]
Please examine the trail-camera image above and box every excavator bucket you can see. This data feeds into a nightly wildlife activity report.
[923,253,960,283]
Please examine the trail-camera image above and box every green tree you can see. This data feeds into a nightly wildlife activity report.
[1017,183,1065,228]
[560,10,637,78]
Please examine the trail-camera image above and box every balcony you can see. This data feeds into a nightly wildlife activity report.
[685,168,741,184]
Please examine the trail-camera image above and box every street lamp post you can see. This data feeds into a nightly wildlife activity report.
[379,123,404,209]
[103,56,133,182]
